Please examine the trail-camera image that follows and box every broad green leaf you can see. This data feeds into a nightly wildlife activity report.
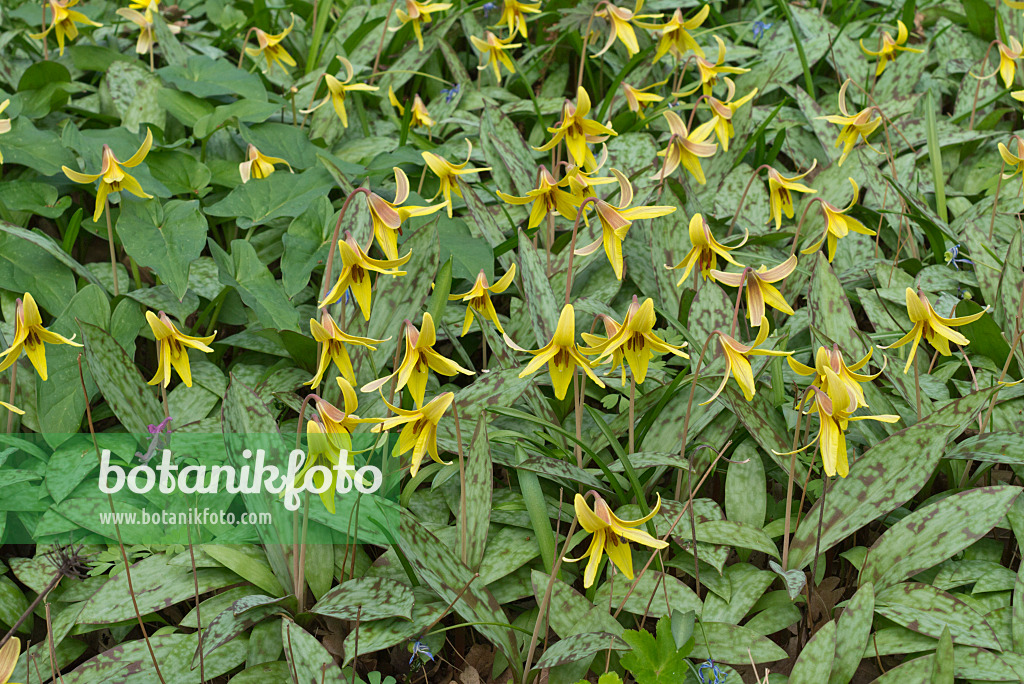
[438,217,494,282]
[932,626,954,684]
[480,107,537,196]
[595,570,702,618]
[688,621,788,664]
[100,60,164,133]
[339,588,446,665]
[808,252,868,358]
[0,118,77,175]
[203,545,283,598]
[531,570,624,639]
[725,442,766,529]
[117,199,208,301]
[620,616,690,684]
[534,632,629,670]
[828,582,874,684]
[197,596,284,664]
[0,223,78,315]
[700,564,774,624]
[436,369,532,451]
[80,321,163,436]
[875,582,1002,649]
[145,150,212,198]
[695,520,779,559]
[789,619,836,684]
[460,414,491,571]
[61,632,247,683]
[1,180,71,218]
[158,54,267,100]
[205,168,335,229]
[280,197,333,298]
[281,619,346,684]
[209,239,301,331]
[309,577,414,621]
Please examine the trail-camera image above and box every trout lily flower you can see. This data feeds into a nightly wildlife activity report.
[0,400,23,415]
[316,379,382,436]
[306,311,386,389]
[703,321,790,404]
[561,160,617,206]
[506,304,606,399]
[820,80,881,167]
[145,310,216,388]
[575,169,676,280]
[362,313,473,406]
[128,0,159,9]
[373,392,455,477]
[593,1,660,58]
[448,265,516,335]
[621,80,666,119]
[295,419,353,514]
[320,231,412,317]
[535,87,617,172]
[422,141,491,218]
[245,17,296,73]
[365,167,446,259]
[495,0,540,39]
[652,5,709,62]
[995,37,1023,88]
[860,20,922,76]
[303,58,378,128]
[470,31,521,83]
[767,161,817,230]
[998,137,1024,200]
[116,6,177,54]
[667,213,745,284]
[394,0,453,51]
[707,78,757,152]
[0,292,82,381]
[589,296,688,384]
[389,88,437,130]
[239,144,291,183]
[580,315,627,384]
[30,0,102,55]
[711,257,798,327]
[652,110,717,184]
[0,100,10,165]
[788,345,883,413]
[676,36,750,96]
[497,166,579,228]
[565,492,668,588]
[882,288,987,373]
[62,128,153,223]
[801,178,875,262]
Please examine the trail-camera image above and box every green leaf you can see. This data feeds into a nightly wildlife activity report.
[197,595,284,664]
[480,107,537,196]
[158,55,267,100]
[145,150,212,198]
[310,577,414,621]
[931,626,954,684]
[205,168,335,229]
[281,197,333,298]
[80,321,162,436]
[808,252,868,358]
[620,616,690,684]
[157,88,215,128]
[695,520,779,559]
[828,582,874,684]
[460,414,491,571]
[117,199,208,301]
[0,180,71,218]
[788,619,837,684]
[875,582,1002,649]
[517,228,559,346]
[209,239,301,331]
[531,570,624,639]
[534,632,629,671]
[595,570,702,618]
[0,223,78,315]
[0,118,77,176]
[725,443,766,529]
[689,621,788,664]
[438,218,494,282]
[203,545,284,598]
[281,619,347,683]
[0,220,106,293]
[99,60,164,133]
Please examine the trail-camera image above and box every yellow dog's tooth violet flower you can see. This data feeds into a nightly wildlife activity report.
[995,37,1024,88]
[676,35,750,97]
[667,213,746,285]
[302,58,378,129]
[712,256,798,327]
[882,288,987,373]
[394,0,452,51]
[860,19,922,77]
[703,321,791,405]
[295,419,352,514]
[470,31,521,84]
[535,86,617,172]
[652,110,717,184]
[998,137,1024,201]
[306,311,386,390]
[145,310,216,388]
[422,140,491,218]
[238,144,291,183]
[496,166,580,228]
[767,161,817,230]
[494,0,540,39]
[372,392,455,477]
[245,16,297,74]
[621,80,666,120]
[707,78,757,151]
[652,5,709,62]
[31,0,102,55]
[589,296,688,385]
[389,87,437,130]
[789,344,883,413]
[593,0,660,58]
[448,264,516,336]
[0,99,11,166]
[319,231,412,317]
[819,79,881,167]
[364,167,446,259]
[0,293,82,382]
[62,128,154,223]
[801,178,876,263]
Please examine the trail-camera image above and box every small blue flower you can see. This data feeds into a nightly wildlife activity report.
[698,659,727,684]
[441,83,460,103]
[752,20,773,41]
[481,2,497,17]
[944,243,974,271]
[409,641,434,665]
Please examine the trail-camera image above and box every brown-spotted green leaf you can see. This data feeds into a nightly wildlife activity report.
[874,582,1001,650]
[340,587,446,666]
[808,251,868,358]
[788,619,837,684]
[689,621,788,664]
[282,618,346,683]
[481,107,537,197]
[516,228,559,346]
[460,413,491,571]
[531,569,624,638]
[310,576,414,621]
[828,582,874,684]
[195,595,284,666]
[61,632,247,683]
[437,368,531,451]
[594,570,702,618]
[534,632,629,671]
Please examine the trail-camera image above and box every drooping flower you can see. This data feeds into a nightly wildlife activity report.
[801,178,875,262]
[245,17,297,74]
[565,492,668,588]
[319,231,412,317]
[819,80,881,167]
[0,292,82,382]
[0,100,10,166]
[676,35,750,97]
[995,37,1024,88]
[362,313,473,406]
[707,78,757,152]
[238,144,291,183]
[788,344,883,413]
[470,31,521,84]
[422,141,491,218]
[621,80,666,119]
[535,86,617,172]
[998,137,1024,200]
[394,0,453,50]
[448,265,517,335]
[116,6,178,54]
[711,256,798,327]
[306,311,386,390]
[702,321,790,404]
[561,159,617,207]
[315,379,382,438]
[767,161,817,230]
[506,304,606,399]
[128,0,159,9]
[580,314,627,384]
[666,213,745,284]
[145,310,216,388]
[494,0,540,39]
[364,167,446,259]
[882,288,987,373]
[294,419,352,513]
[389,87,437,130]
[860,20,922,76]
[652,5,709,62]
[496,166,580,228]
[372,392,454,477]
[303,58,379,128]
[588,296,688,384]
[593,1,660,58]
[30,0,102,55]
[652,110,717,184]
[62,128,154,222]
[574,169,676,280]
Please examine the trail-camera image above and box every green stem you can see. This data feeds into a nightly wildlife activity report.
[775,0,814,98]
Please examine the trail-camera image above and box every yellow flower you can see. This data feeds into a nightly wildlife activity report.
[565,492,668,588]
[535,86,617,172]
[652,110,717,184]
[238,143,291,183]
[0,636,21,684]
[422,140,491,218]
[295,419,353,514]
[364,167,446,259]
[448,265,517,335]
[666,213,745,284]
[506,303,606,400]
[116,7,165,54]
[882,288,987,373]
[497,166,580,228]
[580,314,626,384]
[316,378,382,436]
[128,0,158,8]
[860,20,922,76]
[145,310,216,388]
[495,0,540,39]
[703,321,790,404]
[245,17,297,74]
[1007,0,1024,8]
[394,0,452,50]
[372,392,454,477]
[0,99,10,166]
[766,161,817,230]
[593,1,660,58]
[470,31,521,84]
[62,128,153,223]
[303,58,378,128]
[711,256,798,327]
[588,296,688,384]
[389,87,437,130]
[560,161,617,206]
[319,231,412,317]
[676,35,750,97]
[707,78,757,152]
[30,0,102,55]
[652,5,709,62]
[0,292,81,381]
[306,311,386,390]
[998,137,1024,199]
[995,37,1024,88]
[801,178,875,262]
[621,79,666,119]
[819,80,881,167]
[362,313,473,406]
[575,169,676,280]
[0,401,24,415]
[788,344,882,413]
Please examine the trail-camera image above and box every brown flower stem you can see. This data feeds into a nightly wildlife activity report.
[320,188,372,302]
[296,491,311,612]
[673,332,716,501]
[989,161,1006,241]
[573,370,584,470]
[291,392,321,603]
[564,197,598,305]
[545,211,555,277]
[369,0,399,83]
[728,268,751,339]
[789,198,823,257]
[237,27,257,69]
[726,164,771,237]
[782,386,815,569]
[0,571,61,649]
[575,4,602,91]
[104,199,119,297]
[807,471,829,628]
[686,94,709,132]
[186,517,205,684]
[913,353,922,422]
[523,520,577,680]
[41,4,49,61]
[453,400,468,564]
[687,445,700,599]
[5,364,16,434]
[299,75,326,129]
[969,41,997,130]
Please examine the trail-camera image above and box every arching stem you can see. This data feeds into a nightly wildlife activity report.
[564,197,599,304]
[321,187,373,302]
[727,164,771,237]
